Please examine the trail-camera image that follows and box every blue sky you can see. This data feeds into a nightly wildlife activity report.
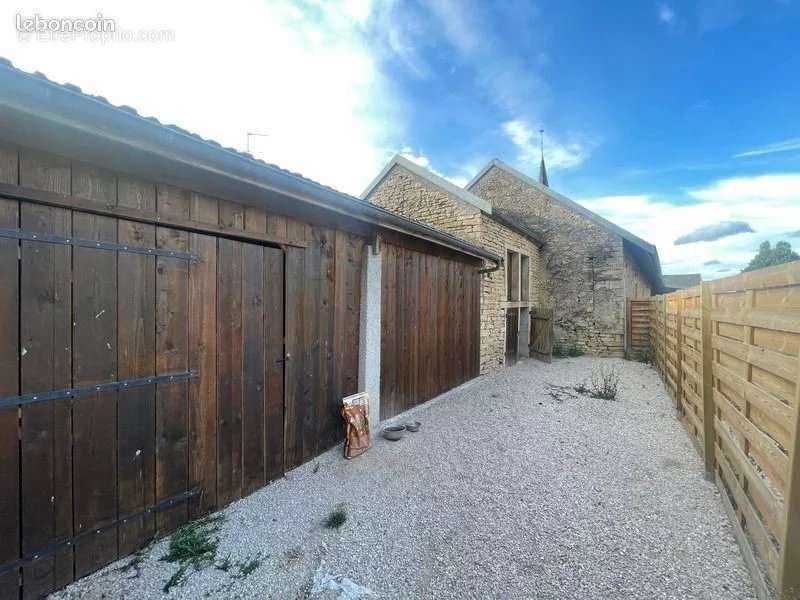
[2,0,800,277]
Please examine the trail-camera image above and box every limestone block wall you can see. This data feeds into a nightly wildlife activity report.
[366,164,545,372]
[469,165,627,356]
[478,214,544,371]
[366,164,481,246]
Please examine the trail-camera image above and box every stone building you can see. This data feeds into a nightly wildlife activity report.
[466,159,663,356]
[362,155,546,372]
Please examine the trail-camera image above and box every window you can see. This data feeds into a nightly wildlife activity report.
[506,250,531,302]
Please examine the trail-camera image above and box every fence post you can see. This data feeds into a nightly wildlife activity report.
[675,294,684,413]
[662,296,667,382]
[700,282,715,479]
[779,349,800,599]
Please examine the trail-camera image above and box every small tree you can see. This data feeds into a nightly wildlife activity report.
[742,241,799,272]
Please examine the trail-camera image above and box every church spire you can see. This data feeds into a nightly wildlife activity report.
[538,128,549,187]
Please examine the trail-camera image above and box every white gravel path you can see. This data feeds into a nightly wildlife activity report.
[51,357,755,600]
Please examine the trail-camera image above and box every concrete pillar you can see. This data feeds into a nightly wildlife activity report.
[358,243,381,434]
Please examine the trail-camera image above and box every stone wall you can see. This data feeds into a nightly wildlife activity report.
[469,165,627,356]
[478,214,544,372]
[366,164,481,245]
[366,163,544,372]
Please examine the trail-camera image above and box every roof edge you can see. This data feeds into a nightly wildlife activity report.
[362,154,493,214]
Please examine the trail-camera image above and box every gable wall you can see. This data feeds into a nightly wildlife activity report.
[366,164,482,245]
[366,164,545,372]
[469,165,627,356]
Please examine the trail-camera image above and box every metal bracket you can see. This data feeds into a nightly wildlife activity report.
[0,487,201,575]
[0,227,199,261]
[0,371,196,408]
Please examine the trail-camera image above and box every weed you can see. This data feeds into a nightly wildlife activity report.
[323,505,348,529]
[161,514,225,593]
[587,365,620,400]
[117,549,147,579]
[624,349,653,365]
[232,553,262,579]
[312,463,320,474]
[573,381,589,395]
[216,554,232,572]
[553,344,584,358]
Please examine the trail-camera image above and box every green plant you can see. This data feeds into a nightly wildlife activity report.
[118,549,147,579]
[567,346,584,357]
[553,344,583,358]
[161,514,225,592]
[323,505,348,529]
[625,349,652,365]
[232,554,262,578]
[587,365,620,400]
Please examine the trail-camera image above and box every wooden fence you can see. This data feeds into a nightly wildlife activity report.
[626,299,652,355]
[647,263,800,600]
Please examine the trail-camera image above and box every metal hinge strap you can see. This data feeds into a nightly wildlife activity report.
[0,371,196,408]
[0,227,198,261]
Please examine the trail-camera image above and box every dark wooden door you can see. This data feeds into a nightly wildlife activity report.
[530,307,554,362]
[505,308,519,366]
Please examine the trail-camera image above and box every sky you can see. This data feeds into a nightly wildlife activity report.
[2,0,800,278]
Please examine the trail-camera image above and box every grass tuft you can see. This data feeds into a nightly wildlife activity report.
[323,505,348,529]
[161,514,225,592]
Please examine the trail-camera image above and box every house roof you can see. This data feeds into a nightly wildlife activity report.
[662,273,702,291]
[0,57,500,265]
[467,159,664,291]
[362,154,544,247]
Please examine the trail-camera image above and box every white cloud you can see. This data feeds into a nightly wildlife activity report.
[658,4,677,24]
[399,147,469,187]
[579,174,800,278]
[503,120,588,170]
[735,137,800,158]
[0,0,405,195]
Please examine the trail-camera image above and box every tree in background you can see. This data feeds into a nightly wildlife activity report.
[742,240,800,272]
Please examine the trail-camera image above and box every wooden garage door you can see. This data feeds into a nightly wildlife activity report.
[380,241,481,419]
[0,200,286,598]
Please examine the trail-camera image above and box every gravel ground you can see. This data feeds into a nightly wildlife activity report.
[51,357,755,600]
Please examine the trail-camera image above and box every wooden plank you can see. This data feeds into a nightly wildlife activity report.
[712,308,800,336]
[242,242,266,495]
[779,348,800,598]
[188,233,217,516]
[716,418,784,540]
[216,238,243,504]
[302,237,321,462]
[709,262,800,294]
[264,247,284,481]
[284,247,305,470]
[317,229,337,452]
[712,362,793,430]
[0,182,305,248]
[712,334,798,384]
[714,387,789,481]
[344,236,362,401]
[19,151,73,598]
[155,226,190,532]
[0,197,19,599]
[219,201,244,230]
[117,177,156,213]
[72,211,119,578]
[717,446,781,583]
[19,202,74,598]
[117,218,156,555]
[72,163,117,209]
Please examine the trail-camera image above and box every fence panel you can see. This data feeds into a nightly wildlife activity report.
[679,286,705,455]
[627,298,652,355]
[648,262,800,600]
[664,292,681,408]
